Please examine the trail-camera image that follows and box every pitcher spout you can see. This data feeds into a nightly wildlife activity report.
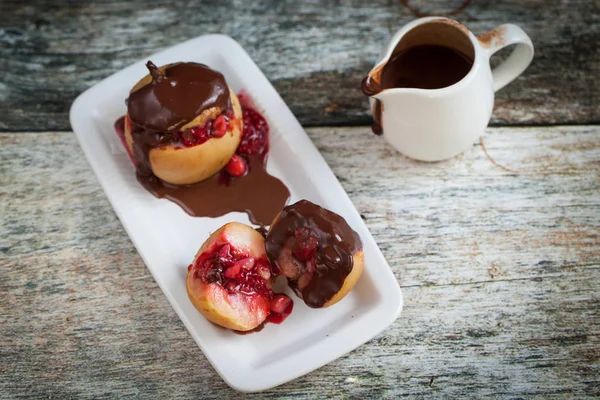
[361,66,384,97]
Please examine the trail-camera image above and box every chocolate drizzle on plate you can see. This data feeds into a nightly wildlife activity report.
[137,148,289,226]
[115,61,290,226]
[265,200,362,308]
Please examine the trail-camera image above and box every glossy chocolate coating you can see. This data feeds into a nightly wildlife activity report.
[265,200,362,308]
[128,61,229,132]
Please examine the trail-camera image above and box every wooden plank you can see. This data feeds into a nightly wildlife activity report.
[0,0,598,131]
[1,126,598,397]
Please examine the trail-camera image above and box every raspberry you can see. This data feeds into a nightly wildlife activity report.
[212,115,228,138]
[238,108,269,155]
[226,154,247,177]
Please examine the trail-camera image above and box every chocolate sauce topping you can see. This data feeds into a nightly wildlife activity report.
[128,61,230,132]
[265,200,362,308]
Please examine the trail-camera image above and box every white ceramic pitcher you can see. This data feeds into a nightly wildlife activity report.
[364,17,534,161]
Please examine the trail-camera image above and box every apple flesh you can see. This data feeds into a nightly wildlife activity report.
[187,222,292,331]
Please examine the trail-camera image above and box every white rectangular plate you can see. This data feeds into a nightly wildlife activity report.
[70,34,402,392]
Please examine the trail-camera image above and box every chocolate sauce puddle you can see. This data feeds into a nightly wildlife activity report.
[265,200,362,308]
[139,152,289,226]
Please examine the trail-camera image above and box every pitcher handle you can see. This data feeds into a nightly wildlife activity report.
[479,24,534,92]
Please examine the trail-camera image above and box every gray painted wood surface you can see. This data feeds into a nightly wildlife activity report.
[2,126,599,398]
[0,0,599,130]
[1,0,599,398]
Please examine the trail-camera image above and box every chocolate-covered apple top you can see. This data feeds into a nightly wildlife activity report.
[127,61,230,132]
[265,200,362,308]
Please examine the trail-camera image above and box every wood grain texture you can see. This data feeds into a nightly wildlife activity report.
[1,126,599,398]
[0,0,599,131]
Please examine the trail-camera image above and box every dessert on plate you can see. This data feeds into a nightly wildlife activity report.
[187,222,293,332]
[186,200,364,331]
[117,62,364,331]
[266,200,364,308]
[124,61,243,185]
[115,61,289,225]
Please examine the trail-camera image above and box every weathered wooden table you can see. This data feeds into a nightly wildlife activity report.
[1,1,599,398]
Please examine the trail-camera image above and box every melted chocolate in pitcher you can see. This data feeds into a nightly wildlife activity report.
[115,61,290,225]
[362,44,474,134]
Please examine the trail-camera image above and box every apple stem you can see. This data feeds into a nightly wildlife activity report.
[146,61,165,82]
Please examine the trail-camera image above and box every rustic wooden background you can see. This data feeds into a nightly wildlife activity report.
[1,0,599,398]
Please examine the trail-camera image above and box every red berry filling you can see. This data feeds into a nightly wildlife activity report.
[212,115,228,138]
[238,108,269,156]
[267,294,294,324]
[193,243,271,297]
[219,107,270,181]
[190,242,293,324]
[293,227,319,262]
[172,110,233,148]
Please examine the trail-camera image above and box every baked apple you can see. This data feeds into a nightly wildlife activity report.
[187,222,293,331]
[125,61,243,185]
[265,200,364,308]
